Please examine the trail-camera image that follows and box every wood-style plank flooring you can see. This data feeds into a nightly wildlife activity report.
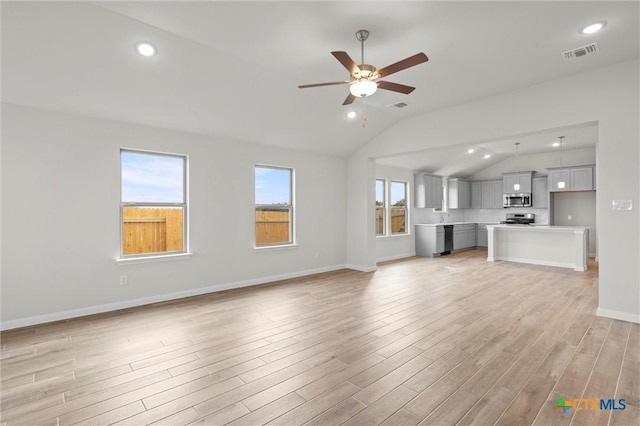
[1,250,638,425]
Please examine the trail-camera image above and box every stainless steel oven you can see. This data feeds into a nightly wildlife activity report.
[503,193,532,208]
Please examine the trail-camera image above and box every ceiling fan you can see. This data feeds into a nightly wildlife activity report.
[298,29,429,105]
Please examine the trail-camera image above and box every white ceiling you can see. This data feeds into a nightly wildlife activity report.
[2,1,638,162]
[376,122,599,177]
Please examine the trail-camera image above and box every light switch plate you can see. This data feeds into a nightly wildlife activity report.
[612,200,633,210]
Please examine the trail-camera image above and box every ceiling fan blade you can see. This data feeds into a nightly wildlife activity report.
[298,81,350,89]
[377,80,416,94]
[331,51,359,76]
[342,93,356,105]
[376,52,429,78]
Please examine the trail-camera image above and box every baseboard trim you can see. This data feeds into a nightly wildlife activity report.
[345,264,377,273]
[597,308,640,324]
[493,256,585,271]
[0,264,347,331]
[376,252,416,263]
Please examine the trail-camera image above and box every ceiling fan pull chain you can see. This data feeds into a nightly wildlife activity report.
[362,98,368,128]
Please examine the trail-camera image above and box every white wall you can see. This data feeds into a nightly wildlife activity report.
[553,191,597,257]
[374,164,415,262]
[347,59,639,323]
[1,104,347,328]
[469,147,596,181]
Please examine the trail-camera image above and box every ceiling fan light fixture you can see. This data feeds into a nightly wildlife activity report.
[350,80,377,97]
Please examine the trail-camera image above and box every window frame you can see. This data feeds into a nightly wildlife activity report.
[375,178,410,238]
[119,148,188,259]
[375,179,386,237]
[254,164,295,248]
[389,180,409,235]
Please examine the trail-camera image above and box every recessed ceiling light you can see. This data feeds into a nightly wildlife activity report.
[135,41,157,57]
[484,154,491,159]
[467,148,475,154]
[580,21,607,34]
[552,142,561,147]
[347,111,357,119]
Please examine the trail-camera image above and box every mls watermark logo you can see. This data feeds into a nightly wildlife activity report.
[555,396,626,413]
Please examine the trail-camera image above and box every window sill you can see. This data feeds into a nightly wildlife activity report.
[254,243,299,252]
[376,233,412,239]
[117,252,193,265]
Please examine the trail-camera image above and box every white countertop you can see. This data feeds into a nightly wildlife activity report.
[415,222,496,227]
[487,224,588,233]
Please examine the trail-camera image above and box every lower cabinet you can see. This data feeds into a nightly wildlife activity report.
[476,224,488,247]
[415,225,444,257]
[417,223,496,255]
[453,224,476,250]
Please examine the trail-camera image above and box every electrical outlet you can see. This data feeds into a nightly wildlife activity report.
[119,275,128,286]
[568,215,572,220]
[315,251,320,258]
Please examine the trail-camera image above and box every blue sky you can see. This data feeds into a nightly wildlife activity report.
[376,180,406,205]
[255,166,291,205]
[120,155,290,205]
[121,151,184,202]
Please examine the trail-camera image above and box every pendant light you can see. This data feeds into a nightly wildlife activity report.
[513,142,521,191]
[557,136,566,189]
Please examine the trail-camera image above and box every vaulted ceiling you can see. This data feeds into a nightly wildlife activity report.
[2,1,638,161]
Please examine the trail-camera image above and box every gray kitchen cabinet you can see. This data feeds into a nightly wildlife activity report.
[547,165,595,192]
[453,224,476,250]
[532,176,548,208]
[471,180,503,209]
[414,173,443,208]
[481,181,494,209]
[492,180,503,208]
[476,224,488,247]
[471,181,482,209]
[502,171,533,194]
[415,225,444,257]
[448,178,470,209]
[571,166,594,190]
[548,169,570,192]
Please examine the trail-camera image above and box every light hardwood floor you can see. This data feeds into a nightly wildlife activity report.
[1,250,638,425]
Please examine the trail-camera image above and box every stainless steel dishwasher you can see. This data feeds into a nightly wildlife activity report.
[443,225,454,255]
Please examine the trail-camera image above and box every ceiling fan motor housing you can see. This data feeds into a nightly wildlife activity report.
[353,64,377,80]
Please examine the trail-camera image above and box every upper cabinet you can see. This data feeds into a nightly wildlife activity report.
[471,179,503,209]
[546,165,595,192]
[448,178,470,209]
[502,171,533,194]
[471,181,482,209]
[414,173,443,208]
[532,176,548,208]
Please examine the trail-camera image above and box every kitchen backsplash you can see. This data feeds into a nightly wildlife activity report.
[414,208,549,225]
[413,209,465,224]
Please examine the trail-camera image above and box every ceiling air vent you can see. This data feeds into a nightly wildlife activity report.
[391,102,409,109]
[562,42,600,61]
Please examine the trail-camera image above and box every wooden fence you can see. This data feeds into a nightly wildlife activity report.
[376,208,406,234]
[123,207,402,253]
[255,210,290,245]
[122,207,183,255]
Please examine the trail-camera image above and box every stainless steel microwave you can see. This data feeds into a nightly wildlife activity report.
[503,193,532,208]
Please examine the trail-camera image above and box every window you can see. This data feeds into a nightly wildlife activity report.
[390,181,408,234]
[375,178,409,236]
[375,179,386,236]
[121,150,187,257]
[255,165,294,246]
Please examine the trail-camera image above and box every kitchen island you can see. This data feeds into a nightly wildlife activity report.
[487,225,589,271]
